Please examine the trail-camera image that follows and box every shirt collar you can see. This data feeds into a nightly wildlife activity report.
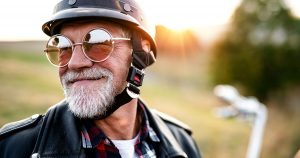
[80,102,160,149]
[138,103,160,143]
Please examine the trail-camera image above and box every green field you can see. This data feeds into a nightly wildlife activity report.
[0,41,299,158]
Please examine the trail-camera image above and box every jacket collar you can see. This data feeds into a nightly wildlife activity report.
[34,99,187,158]
[34,100,83,157]
[140,99,188,158]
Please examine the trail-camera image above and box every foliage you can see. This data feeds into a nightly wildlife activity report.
[210,0,300,101]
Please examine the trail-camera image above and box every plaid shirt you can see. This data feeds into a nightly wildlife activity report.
[80,103,160,158]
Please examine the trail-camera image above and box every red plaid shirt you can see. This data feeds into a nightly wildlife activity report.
[80,103,160,158]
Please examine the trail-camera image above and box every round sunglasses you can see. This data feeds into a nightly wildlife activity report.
[44,28,130,67]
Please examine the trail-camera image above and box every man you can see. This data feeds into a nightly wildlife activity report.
[0,0,201,157]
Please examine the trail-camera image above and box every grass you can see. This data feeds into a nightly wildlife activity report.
[0,42,299,158]
[0,49,63,124]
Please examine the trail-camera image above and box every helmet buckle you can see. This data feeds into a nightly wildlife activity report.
[123,3,132,12]
[68,0,76,5]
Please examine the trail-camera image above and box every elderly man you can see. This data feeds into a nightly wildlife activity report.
[0,0,201,157]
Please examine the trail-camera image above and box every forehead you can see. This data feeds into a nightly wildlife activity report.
[60,20,124,35]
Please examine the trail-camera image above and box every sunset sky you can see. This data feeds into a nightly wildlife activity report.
[0,0,299,41]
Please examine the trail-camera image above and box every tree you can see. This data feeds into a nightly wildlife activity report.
[211,0,300,101]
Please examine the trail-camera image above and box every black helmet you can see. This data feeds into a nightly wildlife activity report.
[42,0,156,69]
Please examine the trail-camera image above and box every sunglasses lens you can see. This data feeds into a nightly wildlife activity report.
[44,29,117,67]
[83,29,113,62]
[45,35,72,67]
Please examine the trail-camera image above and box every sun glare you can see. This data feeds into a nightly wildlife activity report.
[139,0,241,31]
[4,0,300,40]
[0,0,241,41]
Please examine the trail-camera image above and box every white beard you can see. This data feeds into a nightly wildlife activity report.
[61,67,116,119]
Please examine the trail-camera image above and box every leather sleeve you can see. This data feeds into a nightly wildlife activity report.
[0,116,43,158]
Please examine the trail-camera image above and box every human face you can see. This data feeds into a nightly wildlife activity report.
[59,21,132,118]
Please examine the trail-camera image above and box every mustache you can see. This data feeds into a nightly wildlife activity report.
[61,67,113,85]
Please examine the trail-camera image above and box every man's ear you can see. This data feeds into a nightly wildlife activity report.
[141,39,151,53]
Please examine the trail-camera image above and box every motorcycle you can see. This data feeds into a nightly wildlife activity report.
[213,85,268,158]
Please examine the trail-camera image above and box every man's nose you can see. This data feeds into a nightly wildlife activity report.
[67,45,93,70]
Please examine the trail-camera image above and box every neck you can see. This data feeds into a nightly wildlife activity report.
[93,98,140,140]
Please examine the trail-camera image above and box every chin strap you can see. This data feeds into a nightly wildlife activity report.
[93,66,144,120]
[113,66,144,106]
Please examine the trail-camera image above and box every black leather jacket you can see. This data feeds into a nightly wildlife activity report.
[0,99,201,158]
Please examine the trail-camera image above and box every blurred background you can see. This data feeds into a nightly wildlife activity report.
[0,0,300,157]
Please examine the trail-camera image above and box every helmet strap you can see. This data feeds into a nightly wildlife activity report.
[93,66,144,120]
[113,65,145,104]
